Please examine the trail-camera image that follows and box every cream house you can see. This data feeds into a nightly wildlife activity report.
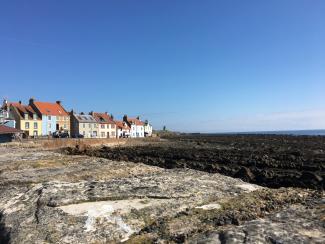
[70,112,98,138]
[91,112,116,138]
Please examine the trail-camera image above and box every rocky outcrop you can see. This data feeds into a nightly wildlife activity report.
[64,134,325,189]
[0,139,324,243]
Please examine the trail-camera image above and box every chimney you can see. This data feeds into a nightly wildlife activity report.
[105,112,108,115]
[29,97,35,105]
[81,112,84,115]
[56,100,61,105]
[70,109,74,115]
[19,100,22,104]
[123,115,128,122]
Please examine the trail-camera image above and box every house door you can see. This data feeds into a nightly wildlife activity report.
[56,124,59,131]
[107,132,109,138]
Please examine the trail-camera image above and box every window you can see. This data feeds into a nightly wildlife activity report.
[33,131,38,136]
[34,122,37,129]
[24,113,28,120]
[57,116,59,120]
[112,131,115,137]
[111,124,115,129]
[107,124,110,129]
[101,132,105,138]
[33,114,37,120]
[64,124,67,129]
[101,124,105,129]
[25,122,30,129]
[89,123,91,128]
[49,123,51,128]
[93,131,97,137]
[83,123,85,128]
[48,116,51,120]
[83,131,85,136]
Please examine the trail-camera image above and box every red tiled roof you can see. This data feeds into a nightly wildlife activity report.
[33,101,68,116]
[115,120,130,130]
[11,103,40,120]
[92,112,115,124]
[0,125,22,134]
[127,118,144,126]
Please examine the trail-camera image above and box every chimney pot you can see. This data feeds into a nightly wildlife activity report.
[29,97,35,105]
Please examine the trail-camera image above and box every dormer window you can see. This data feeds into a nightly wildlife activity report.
[33,114,37,120]
[24,113,28,120]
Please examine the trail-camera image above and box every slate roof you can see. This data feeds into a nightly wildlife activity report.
[0,125,22,134]
[74,114,97,123]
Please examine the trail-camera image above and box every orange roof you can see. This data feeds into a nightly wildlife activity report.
[11,102,40,120]
[33,101,68,116]
[127,118,144,126]
[115,120,130,130]
[92,112,115,124]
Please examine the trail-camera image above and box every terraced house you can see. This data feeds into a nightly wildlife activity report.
[91,112,116,138]
[70,112,98,138]
[123,115,145,138]
[10,101,42,137]
[115,120,131,138]
[29,98,70,136]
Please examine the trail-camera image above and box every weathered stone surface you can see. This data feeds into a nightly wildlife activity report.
[0,139,324,244]
[188,200,325,244]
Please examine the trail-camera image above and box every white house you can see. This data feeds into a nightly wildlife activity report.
[144,121,153,137]
[115,120,131,138]
[123,116,145,138]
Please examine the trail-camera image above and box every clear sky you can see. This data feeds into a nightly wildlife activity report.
[1,1,324,132]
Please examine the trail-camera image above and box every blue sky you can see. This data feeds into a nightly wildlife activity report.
[1,0,324,132]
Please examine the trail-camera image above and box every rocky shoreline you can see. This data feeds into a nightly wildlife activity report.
[65,134,325,189]
[0,135,324,243]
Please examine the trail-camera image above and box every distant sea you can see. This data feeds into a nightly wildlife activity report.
[220,129,325,136]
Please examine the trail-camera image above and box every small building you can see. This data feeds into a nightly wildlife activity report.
[29,98,70,136]
[0,125,22,143]
[123,115,145,138]
[144,121,153,137]
[115,120,131,138]
[10,102,42,137]
[0,99,16,128]
[70,112,99,138]
[91,112,117,138]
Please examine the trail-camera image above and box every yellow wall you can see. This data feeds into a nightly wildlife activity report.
[20,120,42,136]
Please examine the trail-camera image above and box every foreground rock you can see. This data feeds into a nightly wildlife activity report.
[0,144,324,243]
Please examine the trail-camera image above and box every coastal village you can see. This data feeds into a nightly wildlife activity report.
[0,98,153,142]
